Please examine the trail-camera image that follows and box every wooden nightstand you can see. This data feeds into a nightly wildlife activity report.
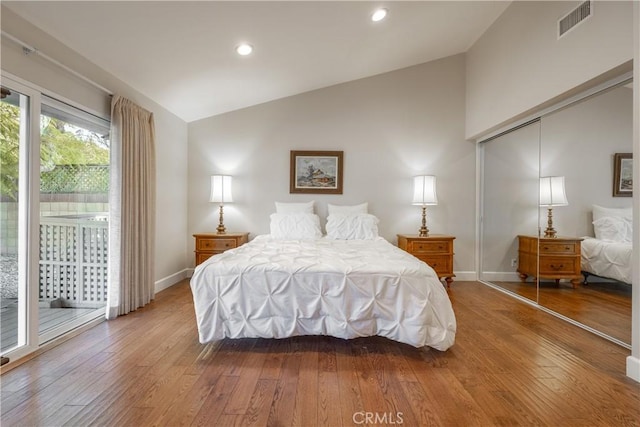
[517,235,583,288]
[193,232,249,266]
[397,234,455,287]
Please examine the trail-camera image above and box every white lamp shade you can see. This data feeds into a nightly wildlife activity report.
[210,175,233,203]
[540,176,568,206]
[412,175,438,205]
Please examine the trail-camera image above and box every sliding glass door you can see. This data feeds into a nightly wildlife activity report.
[1,76,110,363]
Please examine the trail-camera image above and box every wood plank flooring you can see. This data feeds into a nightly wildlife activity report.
[1,280,638,426]
[493,280,632,344]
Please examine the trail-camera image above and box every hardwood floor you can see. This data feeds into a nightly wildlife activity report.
[1,280,638,426]
[493,280,632,344]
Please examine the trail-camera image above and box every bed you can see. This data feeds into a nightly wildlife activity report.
[581,237,632,285]
[190,204,456,351]
[581,204,633,286]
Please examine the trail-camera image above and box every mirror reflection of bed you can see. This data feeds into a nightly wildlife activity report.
[480,77,633,347]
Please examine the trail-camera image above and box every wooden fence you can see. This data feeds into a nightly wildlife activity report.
[39,216,108,308]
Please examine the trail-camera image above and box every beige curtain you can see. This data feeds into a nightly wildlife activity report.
[107,95,156,319]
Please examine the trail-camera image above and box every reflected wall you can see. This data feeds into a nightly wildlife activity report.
[480,121,540,302]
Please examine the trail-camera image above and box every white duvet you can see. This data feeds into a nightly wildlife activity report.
[190,235,456,350]
[581,237,632,285]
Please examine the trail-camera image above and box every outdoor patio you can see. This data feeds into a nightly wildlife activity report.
[1,299,96,351]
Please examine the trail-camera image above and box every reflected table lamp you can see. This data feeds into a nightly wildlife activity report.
[210,175,233,234]
[412,175,438,237]
[539,176,568,238]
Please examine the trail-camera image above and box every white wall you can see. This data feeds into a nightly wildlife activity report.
[466,0,633,140]
[1,6,190,290]
[188,55,476,277]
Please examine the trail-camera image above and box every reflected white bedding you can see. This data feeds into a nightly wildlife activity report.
[190,235,456,350]
[581,237,632,285]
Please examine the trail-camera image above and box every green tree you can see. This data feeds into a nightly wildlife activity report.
[0,103,20,200]
[40,116,109,170]
[0,102,109,200]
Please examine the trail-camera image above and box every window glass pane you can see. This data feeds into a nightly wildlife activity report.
[38,98,110,339]
[42,95,109,139]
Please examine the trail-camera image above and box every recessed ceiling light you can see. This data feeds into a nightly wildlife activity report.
[371,8,387,22]
[236,43,253,56]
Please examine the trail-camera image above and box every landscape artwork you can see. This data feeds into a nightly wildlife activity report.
[290,150,343,194]
[613,153,632,197]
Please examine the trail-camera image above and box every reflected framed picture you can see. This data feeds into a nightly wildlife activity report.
[290,150,343,194]
[613,152,632,197]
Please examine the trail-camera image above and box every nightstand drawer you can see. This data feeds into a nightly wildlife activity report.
[197,238,238,251]
[539,242,579,254]
[539,256,580,275]
[409,240,452,254]
[416,255,453,274]
[196,253,215,265]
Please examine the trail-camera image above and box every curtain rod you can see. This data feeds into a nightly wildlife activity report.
[1,31,114,96]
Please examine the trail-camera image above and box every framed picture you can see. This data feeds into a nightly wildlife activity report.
[290,150,343,194]
[613,152,632,197]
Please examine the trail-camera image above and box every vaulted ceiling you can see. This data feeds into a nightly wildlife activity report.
[4,1,509,122]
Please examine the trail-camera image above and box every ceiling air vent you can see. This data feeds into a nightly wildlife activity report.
[558,1,592,38]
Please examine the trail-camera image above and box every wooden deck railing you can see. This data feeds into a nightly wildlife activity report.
[39,216,108,308]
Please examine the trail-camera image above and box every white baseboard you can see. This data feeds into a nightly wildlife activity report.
[451,271,476,281]
[627,356,640,383]
[155,269,189,292]
[480,272,521,282]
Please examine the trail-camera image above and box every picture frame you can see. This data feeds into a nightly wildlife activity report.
[613,152,632,197]
[290,150,343,194]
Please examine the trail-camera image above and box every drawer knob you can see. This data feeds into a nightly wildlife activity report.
[550,264,564,270]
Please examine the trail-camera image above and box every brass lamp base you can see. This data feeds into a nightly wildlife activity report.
[216,204,226,234]
[543,207,557,238]
[418,205,430,237]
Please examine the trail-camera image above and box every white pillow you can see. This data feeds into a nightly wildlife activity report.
[327,202,368,216]
[325,213,379,240]
[269,213,322,240]
[592,205,632,242]
[275,201,315,214]
[593,216,632,242]
[592,205,632,222]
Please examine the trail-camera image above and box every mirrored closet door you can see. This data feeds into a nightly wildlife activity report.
[538,79,633,346]
[479,77,633,348]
